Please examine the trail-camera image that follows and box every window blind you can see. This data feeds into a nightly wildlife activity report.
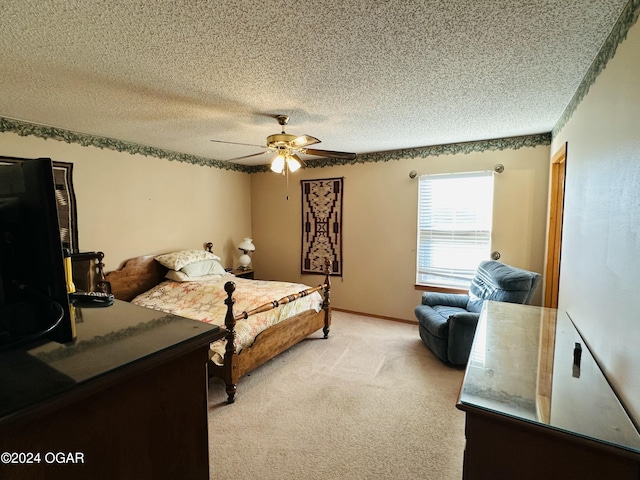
[416,171,494,288]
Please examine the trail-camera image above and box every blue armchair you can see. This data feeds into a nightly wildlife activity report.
[415,260,541,365]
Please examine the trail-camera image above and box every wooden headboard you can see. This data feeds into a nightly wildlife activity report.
[71,251,110,294]
[104,243,216,302]
[105,255,169,302]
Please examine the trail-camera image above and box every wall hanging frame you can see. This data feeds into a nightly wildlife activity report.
[301,177,343,276]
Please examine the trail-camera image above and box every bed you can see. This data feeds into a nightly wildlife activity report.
[102,246,332,403]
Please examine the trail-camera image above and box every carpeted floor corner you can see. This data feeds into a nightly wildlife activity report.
[208,311,466,480]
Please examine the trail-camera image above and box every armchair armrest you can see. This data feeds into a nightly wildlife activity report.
[447,311,481,365]
[448,311,480,328]
[421,292,469,308]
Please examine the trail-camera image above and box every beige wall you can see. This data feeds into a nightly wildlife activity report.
[0,132,252,270]
[250,145,550,322]
[551,20,640,423]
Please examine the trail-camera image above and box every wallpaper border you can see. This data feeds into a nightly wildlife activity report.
[1,116,550,174]
[299,133,551,170]
[552,0,640,137]
[0,117,247,173]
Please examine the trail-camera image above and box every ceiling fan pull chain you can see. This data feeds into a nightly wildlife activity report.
[285,166,290,200]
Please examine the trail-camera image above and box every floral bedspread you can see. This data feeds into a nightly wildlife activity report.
[131,275,323,365]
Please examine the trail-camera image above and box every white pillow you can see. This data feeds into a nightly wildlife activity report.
[181,259,227,277]
[165,270,226,282]
[155,249,221,271]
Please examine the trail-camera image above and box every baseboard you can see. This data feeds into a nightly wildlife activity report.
[333,308,418,325]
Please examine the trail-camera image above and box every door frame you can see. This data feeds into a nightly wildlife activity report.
[544,142,567,308]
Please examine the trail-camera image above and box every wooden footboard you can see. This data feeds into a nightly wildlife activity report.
[212,261,332,403]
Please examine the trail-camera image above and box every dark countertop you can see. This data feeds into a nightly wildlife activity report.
[0,299,221,422]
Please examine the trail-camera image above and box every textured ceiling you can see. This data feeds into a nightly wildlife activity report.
[0,0,630,166]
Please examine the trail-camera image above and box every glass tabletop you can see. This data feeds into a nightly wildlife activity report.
[0,300,221,419]
[458,301,640,453]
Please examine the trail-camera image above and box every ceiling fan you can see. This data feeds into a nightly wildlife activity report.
[211,115,356,173]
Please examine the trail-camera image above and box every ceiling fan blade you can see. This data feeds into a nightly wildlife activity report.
[224,151,269,162]
[302,148,356,160]
[291,135,321,148]
[210,139,266,148]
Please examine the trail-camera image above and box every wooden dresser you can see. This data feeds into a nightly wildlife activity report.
[457,301,640,480]
[0,300,224,480]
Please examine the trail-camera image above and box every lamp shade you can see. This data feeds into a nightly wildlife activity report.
[287,154,302,172]
[238,238,255,253]
[271,152,304,174]
[270,154,286,174]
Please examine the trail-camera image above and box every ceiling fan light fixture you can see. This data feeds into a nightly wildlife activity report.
[270,153,286,174]
[212,115,355,170]
[287,154,302,173]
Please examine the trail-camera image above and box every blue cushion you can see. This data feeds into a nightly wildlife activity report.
[415,304,468,338]
[467,260,541,312]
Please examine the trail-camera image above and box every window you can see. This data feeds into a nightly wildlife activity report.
[416,171,494,289]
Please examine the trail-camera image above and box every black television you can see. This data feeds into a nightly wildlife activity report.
[0,158,74,350]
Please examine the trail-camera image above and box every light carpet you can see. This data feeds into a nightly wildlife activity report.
[207,311,466,480]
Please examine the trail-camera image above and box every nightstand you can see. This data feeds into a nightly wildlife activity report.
[229,268,254,279]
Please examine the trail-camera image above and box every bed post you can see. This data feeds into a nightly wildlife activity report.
[322,258,332,338]
[223,281,238,403]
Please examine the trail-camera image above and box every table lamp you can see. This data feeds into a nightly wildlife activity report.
[238,238,255,270]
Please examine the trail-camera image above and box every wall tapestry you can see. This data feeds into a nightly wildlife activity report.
[0,156,78,252]
[301,177,343,276]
